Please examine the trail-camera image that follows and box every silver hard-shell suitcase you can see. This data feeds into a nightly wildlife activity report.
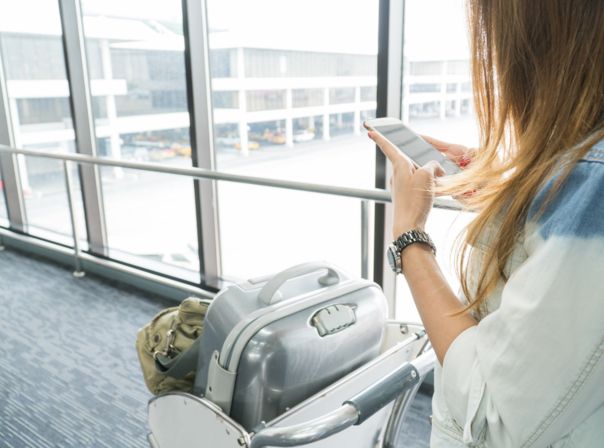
[194,262,388,430]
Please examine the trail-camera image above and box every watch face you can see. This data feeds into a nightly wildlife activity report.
[387,244,397,271]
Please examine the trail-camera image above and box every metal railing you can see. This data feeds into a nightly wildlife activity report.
[0,144,460,295]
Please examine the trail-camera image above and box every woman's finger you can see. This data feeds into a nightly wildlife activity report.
[422,160,446,178]
[420,135,452,152]
[368,131,418,170]
[367,130,402,162]
[421,134,471,163]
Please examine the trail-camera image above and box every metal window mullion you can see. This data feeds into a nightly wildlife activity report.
[58,0,108,255]
[0,40,27,231]
[375,0,405,317]
[183,0,222,289]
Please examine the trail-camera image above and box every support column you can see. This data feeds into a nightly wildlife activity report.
[402,80,410,124]
[353,86,361,135]
[439,61,447,120]
[100,39,123,178]
[285,88,293,147]
[455,82,462,116]
[8,97,30,195]
[308,116,315,130]
[322,87,330,141]
[236,47,249,156]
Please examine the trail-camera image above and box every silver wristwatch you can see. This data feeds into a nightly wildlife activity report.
[387,229,436,274]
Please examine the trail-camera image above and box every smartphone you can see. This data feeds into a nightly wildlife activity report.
[364,117,461,174]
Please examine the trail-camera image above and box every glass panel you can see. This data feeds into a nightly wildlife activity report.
[207,0,379,187]
[0,0,86,246]
[219,184,361,280]
[81,0,200,282]
[292,89,323,108]
[396,0,479,320]
[246,90,285,112]
[403,0,477,140]
[20,154,87,246]
[329,87,355,105]
[100,167,199,283]
[207,0,379,281]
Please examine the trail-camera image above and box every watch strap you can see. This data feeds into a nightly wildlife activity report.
[393,229,436,260]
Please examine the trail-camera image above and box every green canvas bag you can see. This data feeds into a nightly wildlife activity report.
[135,297,210,395]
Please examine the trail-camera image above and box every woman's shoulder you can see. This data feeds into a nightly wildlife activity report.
[527,140,604,241]
[582,139,604,163]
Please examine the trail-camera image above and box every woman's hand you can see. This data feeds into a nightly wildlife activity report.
[421,135,473,169]
[368,130,446,238]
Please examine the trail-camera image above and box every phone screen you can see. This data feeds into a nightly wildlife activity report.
[368,121,460,174]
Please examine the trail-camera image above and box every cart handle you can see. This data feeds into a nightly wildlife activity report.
[249,351,434,448]
[249,403,359,448]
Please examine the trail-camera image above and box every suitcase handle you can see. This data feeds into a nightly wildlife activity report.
[258,262,342,305]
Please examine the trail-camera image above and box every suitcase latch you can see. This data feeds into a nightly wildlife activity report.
[311,304,357,336]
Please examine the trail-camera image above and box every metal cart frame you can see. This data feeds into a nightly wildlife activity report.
[148,321,435,448]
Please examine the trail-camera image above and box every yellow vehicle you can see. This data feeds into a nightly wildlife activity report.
[234,140,261,150]
[172,143,192,157]
[262,129,286,145]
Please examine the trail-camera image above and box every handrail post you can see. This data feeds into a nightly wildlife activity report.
[62,160,85,278]
[361,200,371,279]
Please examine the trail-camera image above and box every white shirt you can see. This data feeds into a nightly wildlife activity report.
[430,142,604,447]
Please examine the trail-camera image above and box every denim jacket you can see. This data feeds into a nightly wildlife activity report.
[430,140,604,447]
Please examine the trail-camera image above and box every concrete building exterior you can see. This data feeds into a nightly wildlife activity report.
[0,13,472,184]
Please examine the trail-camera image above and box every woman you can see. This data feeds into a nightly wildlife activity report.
[368,0,604,446]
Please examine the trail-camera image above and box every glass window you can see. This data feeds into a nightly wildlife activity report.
[207,0,379,280]
[218,185,362,280]
[246,90,286,112]
[81,0,199,282]
[409,61,442,76]
[0,0,86,247]
[213,91,239,109]
[397,0,479,321]
[329,112,355,136]
[360,86,376,102]
[1,33,67,80]
[210,49,238,78]
[409,83,440,93]
[292,89,323,108]
[329,87,356,105]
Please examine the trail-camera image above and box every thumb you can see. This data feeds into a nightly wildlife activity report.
[423,160,446,178]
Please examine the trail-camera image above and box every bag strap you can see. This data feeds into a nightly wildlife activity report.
[154,335,203,380]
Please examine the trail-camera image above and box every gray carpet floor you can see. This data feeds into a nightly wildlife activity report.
[0,247,432,447]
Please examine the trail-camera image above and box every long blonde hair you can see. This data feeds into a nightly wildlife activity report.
[444,0,604,313]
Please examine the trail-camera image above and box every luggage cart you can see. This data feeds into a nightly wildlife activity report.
[147,321,435,448]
